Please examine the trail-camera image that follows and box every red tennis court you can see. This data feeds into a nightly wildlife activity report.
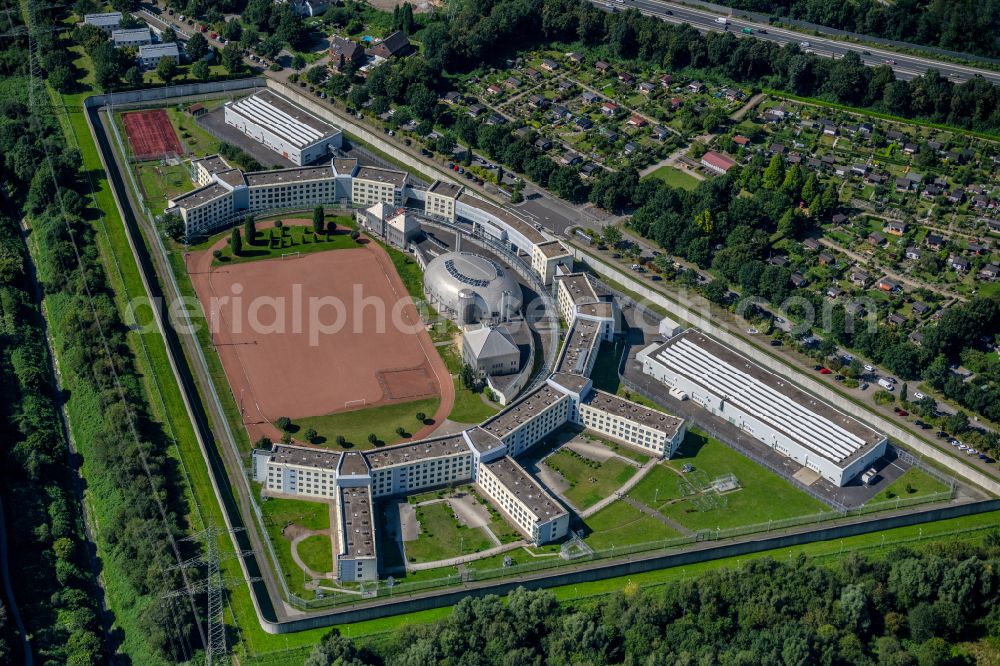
[123,109,183,161]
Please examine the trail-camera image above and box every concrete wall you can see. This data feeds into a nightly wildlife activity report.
[567,242,1000,496]
[83,77,266,109]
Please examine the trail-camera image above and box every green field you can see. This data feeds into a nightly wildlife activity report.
[657,431,829,532]
[135,161,193,204]
[260,498,331,598]
[404,501,495,563]
[627,463,688,508]
[293,396,440,449]
[298,535,334,574]
[583,501,680,550]
[644,165,701,190]
[544,448,636,509]
[871,467,952,502]
[448,377,502,423]
[212,218,359,265]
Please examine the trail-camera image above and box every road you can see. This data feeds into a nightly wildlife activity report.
[602,0,1000,84]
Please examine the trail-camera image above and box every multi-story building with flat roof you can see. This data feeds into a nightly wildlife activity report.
[639,330,887,485]
[112,27,152,47]
[224,90,343,165]
[351,166,407,207]
[335,486,377,581]
[138,42,179,69]
[424,180,463,221]
[478,457,569,543]
[83,11,121,31]
[531,240,574,286]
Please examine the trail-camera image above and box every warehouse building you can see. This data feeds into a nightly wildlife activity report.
[639,330,887,485]
[223,90,343,165]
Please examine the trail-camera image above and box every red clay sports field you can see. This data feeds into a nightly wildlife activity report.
[188,223,454,442]
[122,109,184,161]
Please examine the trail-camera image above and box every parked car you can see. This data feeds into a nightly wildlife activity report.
[859,382,869,390]
[914,391,925,400]
[819,367,832,375]
[770,339,782,347]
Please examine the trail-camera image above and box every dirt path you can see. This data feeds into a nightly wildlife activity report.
[622,496,694,537]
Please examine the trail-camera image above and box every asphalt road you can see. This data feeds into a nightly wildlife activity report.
[599,0,1000,85]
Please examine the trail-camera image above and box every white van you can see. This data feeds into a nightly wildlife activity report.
[878,378,895,390]
[715,16,728,25]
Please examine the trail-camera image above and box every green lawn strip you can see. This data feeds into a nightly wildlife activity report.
[659,431,828,532]
[166,106,222,156]
[582,501,680,551]
[627,463,688,508]
[544,449,635,510]
[39,79,252,665]
[260,498,331,600]
[448,377,502,423]
[293,397,440,449]
[871,467,952,502]
[135,161,192,205]
[298,535,334,574]
[48,44,340,659]
[581,433,650,465]
[404,501,494,563]
[643,165,701,190]
[382,242,426,300]
[588,340,625,393]
[213,219,359,265]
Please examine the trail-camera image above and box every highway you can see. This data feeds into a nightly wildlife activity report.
[600,0,1000,85]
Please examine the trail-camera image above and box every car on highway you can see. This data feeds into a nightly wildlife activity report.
[800,40,810,48]
[862,50,871,55]
[886,58,896,65]
[742,27,753,34]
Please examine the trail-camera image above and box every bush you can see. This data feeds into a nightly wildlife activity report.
[367,433,378,444]
[415,411,426,422]
[255,436,272,448]
[304,428,318,443]
[276,416,293,431]
[335,435,347,446]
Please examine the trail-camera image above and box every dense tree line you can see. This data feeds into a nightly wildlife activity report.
[307,537,1000,665]
[0,596,9,663]
[722,0,1000,59]
[0,0,203,662]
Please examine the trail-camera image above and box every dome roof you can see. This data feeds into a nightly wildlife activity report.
[423,251,522,322]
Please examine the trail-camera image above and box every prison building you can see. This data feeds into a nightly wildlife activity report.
[245,165,339,211]
[462,325,520,376]
[335,486,377,582]
[555,317,603,376]
[639,330,887,485]
[351,166,407,207]
[454,191,547,257]
[424,180,463,221]
[138,42,179,69]
[167,179,239,236]
[251,444,341,499]
[365,435,475,497]
[578,389,686,457]
[83,11,121,31]
[481,383,573,457]
[192,155,234,187]
[477,457,569,545]
[223,90,343,165]
[531,240,574,286]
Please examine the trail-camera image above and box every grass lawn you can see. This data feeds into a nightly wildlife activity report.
[212,218,358,265]
[583,434,651,465]
[166,106,221,156]
[383,243,425,301]
[627,463,688,509]
[658,431,829,532]
[544,449,636,509]
[135,161,192,205]
[298,535,334,574]
[871,467,952,502]
[448,377,501,424]
[583,502,680,551]
[404,501,494,563]
[293,396,440,449]
[260,497,331,599]
[644,165,701,190]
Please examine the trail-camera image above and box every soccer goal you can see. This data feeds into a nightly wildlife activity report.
[281,251,301,260]
[344,398,367,410]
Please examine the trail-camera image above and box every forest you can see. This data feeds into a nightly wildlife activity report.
[718,0,1000,59]
[305,538,1000,665]
[0,0,201,662]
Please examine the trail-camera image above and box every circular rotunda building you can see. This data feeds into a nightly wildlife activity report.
[423,251,522,324]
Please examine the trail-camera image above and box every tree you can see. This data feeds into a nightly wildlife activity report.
[191,59,210,81]
[186,31,209,61]
[335,435,347,446]
[276,416,292,431]
[212,249,222,260]
[312,205,325,233]
[221,43,244,74]
[292,53,307,71]
[763,153,785,189]
[243,215,256,245]
[124,65,143,88]
[415,411,426,422]
[900,382,908,402]
[304,428,318,443]
[460,363,476,390]
[367,433,378,445]
[230,227,242,256]
[255,436,272,448]
[395,426,406,437]
[602,225,623,248]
